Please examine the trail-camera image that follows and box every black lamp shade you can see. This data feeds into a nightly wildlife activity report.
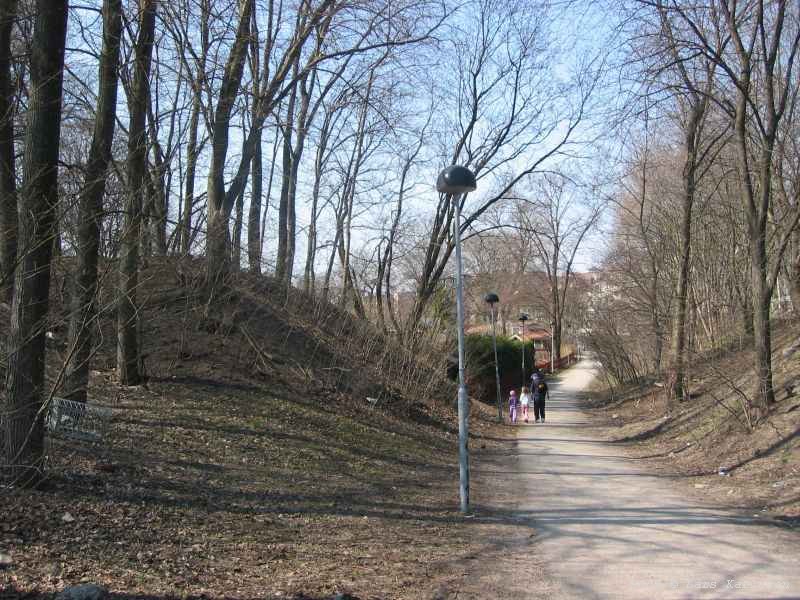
[437,165,477,195]
[519,313,529,322]
[484,292,499,305]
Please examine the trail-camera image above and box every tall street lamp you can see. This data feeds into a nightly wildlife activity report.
[484,292,502,422]
[437,164,476,514]
[519,312,529,388]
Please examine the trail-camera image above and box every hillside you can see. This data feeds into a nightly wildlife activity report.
[1,259,507,598]
[583,321,800,525]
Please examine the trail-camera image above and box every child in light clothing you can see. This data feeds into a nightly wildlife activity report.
[519,386,531,423]
[508,390,518,424]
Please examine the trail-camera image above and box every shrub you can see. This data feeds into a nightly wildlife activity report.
[465,334,535,403]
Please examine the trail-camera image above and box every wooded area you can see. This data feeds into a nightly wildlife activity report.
[2,1,800,597]
[589,0,800,432]
[0,0,798,492]
[0,0,604,487]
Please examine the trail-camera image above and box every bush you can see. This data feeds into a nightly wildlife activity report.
[465,334,535,403]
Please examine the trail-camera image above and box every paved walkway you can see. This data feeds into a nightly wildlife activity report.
[511,359,800,599]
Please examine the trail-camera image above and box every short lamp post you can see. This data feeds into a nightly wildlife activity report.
[484,292,502,422]
[519,313,529,387]
[437,165,476,514]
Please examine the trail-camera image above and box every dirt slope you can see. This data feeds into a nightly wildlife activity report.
[583,321,800,524]
[1,259,506,599]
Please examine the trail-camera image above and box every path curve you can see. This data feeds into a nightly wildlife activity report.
[513,358,800,599]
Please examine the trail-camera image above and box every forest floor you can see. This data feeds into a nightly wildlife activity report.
[6,257,800,597]
[582,322,800,527]
[0,259,524,599]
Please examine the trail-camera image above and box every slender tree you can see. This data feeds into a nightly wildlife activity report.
[654,4,721,404]
[204,0,254,284]
[0,0,17,302]
[2,0,69,486]
[117,0,157,385]
[177,0,210,256]
[523,175,602,367]
[63,0,124,402]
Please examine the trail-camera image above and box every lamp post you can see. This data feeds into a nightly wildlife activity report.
[437,165,476,514]
[484,292,502,422]
[550,317,556,373]
[519,312,529,388]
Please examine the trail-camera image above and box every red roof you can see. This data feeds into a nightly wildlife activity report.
[512,328,551,341]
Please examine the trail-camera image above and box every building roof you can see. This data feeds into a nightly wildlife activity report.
[510,328,551,342]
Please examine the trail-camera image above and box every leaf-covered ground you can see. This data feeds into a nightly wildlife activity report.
[2,262,527,599]
[3,379,493,597]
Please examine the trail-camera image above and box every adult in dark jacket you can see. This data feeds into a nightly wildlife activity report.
[533,377,548,423]
[530,367,543,391]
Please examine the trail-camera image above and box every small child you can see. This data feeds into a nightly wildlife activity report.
[508,390,518,424]
[519,386,531,423]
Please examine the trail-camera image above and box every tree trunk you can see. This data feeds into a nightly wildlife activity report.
[751,234,775,419]
[789,250,800,314]
[245,6,262,274]
[231,183,244,270]
[63,0,123,403]
[283,74,313,286]
[0,0,17,302]
[247,127,263,273]
[117,0,156,386]
[303,145,324,293]
[550,247,562,366]
[2,0,68,487]
[668,109,700,405]
[147,108,168,255]
[749,145,778,418]
[204,0,252,284]
[206,206,229,287]
[303,108,334,293]
[322,207,343,304]
[259,124,280,262]
[275,78,297,283]
[179,0,208,256]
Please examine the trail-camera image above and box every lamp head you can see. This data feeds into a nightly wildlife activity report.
[519,313,529,322]
[437,165,477,195]
[484,292,499,305]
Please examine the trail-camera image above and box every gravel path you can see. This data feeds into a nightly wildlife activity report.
[505,358,800,599]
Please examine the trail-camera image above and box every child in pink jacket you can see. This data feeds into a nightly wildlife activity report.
[508,390,518,424]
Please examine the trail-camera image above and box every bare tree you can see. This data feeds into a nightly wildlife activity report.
[63,0,124,402]
[275,52,351,285]
[629,0,726,401]
[2,0,69,486]
[117,0,157,385]
[205,0,313,284]
[522,174,602,366]
[302,89,349,293]
[408,0,598,329]
[0,0,17,302]
[206,0,443,285]
[162,0,211,256]
[376,118,429,333]
[246,6,264,274]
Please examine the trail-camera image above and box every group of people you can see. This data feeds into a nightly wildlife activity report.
[508,368,548,424]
